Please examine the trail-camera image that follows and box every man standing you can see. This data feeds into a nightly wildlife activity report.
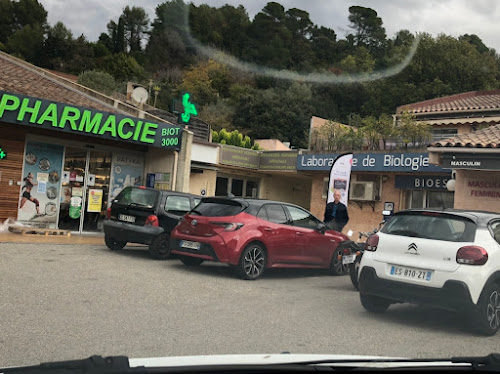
[324,189,349,232]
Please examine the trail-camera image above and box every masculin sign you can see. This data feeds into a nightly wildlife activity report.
[442,154,500,170]
[0,91,182,149]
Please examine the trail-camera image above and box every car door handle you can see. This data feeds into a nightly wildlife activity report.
[263,227,273,232]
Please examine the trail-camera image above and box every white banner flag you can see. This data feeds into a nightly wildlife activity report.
[327,153,353,205]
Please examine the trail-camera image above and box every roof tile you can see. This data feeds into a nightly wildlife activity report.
[432,124,500,148]
[397,90,500,114]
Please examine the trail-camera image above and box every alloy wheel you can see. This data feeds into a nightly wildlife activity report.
[243,246,265,278]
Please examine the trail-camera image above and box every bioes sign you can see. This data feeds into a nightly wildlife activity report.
[0,91,182,149]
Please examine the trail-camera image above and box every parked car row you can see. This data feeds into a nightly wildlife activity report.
[103,186,350,280]
[103,187,500,335]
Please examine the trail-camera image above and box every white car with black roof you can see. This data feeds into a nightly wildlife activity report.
[358,209,500,335]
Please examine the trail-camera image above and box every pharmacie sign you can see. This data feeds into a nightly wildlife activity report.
[0,91,182,149]
[297,152,446,172]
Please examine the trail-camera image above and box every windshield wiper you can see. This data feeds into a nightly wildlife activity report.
[190,209,202,215]
[389,229,420,237]
[0,355,132,373]
[3,354,499,373]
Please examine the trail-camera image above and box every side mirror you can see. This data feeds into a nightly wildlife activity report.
[317,222,327,234]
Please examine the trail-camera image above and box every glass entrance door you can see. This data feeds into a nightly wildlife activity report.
[59,148,87,231]
[82,150,111,232]
[58,148,112,233]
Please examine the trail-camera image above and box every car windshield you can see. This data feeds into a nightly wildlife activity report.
[2,0,500,370]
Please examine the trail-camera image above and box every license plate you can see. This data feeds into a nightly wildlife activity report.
[180,240,201,250]
[118,214,135,223]
[342,254,357,265]
[390,266,432,281]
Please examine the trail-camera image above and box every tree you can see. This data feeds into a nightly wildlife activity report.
[459,34,489,54]
[178,59,232,106]
[199,100,235,131]
[101,52,145,82]
[77,70,116,95]
[122,6,149,53]
[243,2,292,69]
[347,6,386,53]
[40,21,73,69]
[231,82,314,148]
[6,23,44,63]
[115,16,126,54]
[0,0,15,44]
[396,111,431,149]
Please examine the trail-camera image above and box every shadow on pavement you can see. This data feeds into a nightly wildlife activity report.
[360,303,473,336]
[170,261,351,281]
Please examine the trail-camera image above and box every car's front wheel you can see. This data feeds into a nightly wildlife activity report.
[149,233,171,260]
[105,236,126,251]
[472,282,500,336]
[180,256,204,266]
[360,293,391,313]
[237,243,266,280]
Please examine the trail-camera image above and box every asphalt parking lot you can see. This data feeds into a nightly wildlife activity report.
[1,242,499,368]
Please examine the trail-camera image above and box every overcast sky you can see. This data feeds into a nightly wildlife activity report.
[40,0,500,51]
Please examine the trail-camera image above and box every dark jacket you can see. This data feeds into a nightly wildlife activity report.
[324,201,349,228]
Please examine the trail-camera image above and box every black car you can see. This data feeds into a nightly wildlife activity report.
[103,187,201,259]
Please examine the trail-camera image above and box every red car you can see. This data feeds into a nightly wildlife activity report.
[170,197,349,280]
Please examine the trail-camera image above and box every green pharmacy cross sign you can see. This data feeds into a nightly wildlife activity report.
[172,93,197,124]
[0,147,6,159]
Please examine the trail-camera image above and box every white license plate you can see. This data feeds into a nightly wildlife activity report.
[342,254,357,265]
[118,214,135,223]
[180,240,201,250]
[390,266,432,281]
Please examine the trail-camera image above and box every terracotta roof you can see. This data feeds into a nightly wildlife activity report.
[432,124,500,148]
[0,52,115,113]
[397,90,500,115]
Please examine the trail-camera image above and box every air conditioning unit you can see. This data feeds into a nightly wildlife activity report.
[350,181,375,201]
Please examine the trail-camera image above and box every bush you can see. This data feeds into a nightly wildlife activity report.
[77,70,116,95]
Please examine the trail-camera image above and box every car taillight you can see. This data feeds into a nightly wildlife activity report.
[456,246,488,265]
[145,215,159,227]
[365,234,379,252]
[209,222,244,231]
[106,208,111,219]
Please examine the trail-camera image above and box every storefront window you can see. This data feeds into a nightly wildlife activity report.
[216,175,259,198]
[215,177,229,196]
[231,179,244,196]
[427,191,454,209]
[404,190,454,209]
[245,181,258,198]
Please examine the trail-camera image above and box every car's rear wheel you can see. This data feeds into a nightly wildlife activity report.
[237,243,266,280]
[360,293,391,313]
[105,236,126,251]
[180,256,204,266]
[329,247,348,276]
[149,233,171,260]
[472,283,500,336]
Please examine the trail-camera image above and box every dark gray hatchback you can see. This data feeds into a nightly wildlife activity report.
[103,187,200,259]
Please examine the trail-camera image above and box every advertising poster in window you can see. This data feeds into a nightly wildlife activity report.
[18,141,64,228]
[327,153,353,205]
[109,153,144,206]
